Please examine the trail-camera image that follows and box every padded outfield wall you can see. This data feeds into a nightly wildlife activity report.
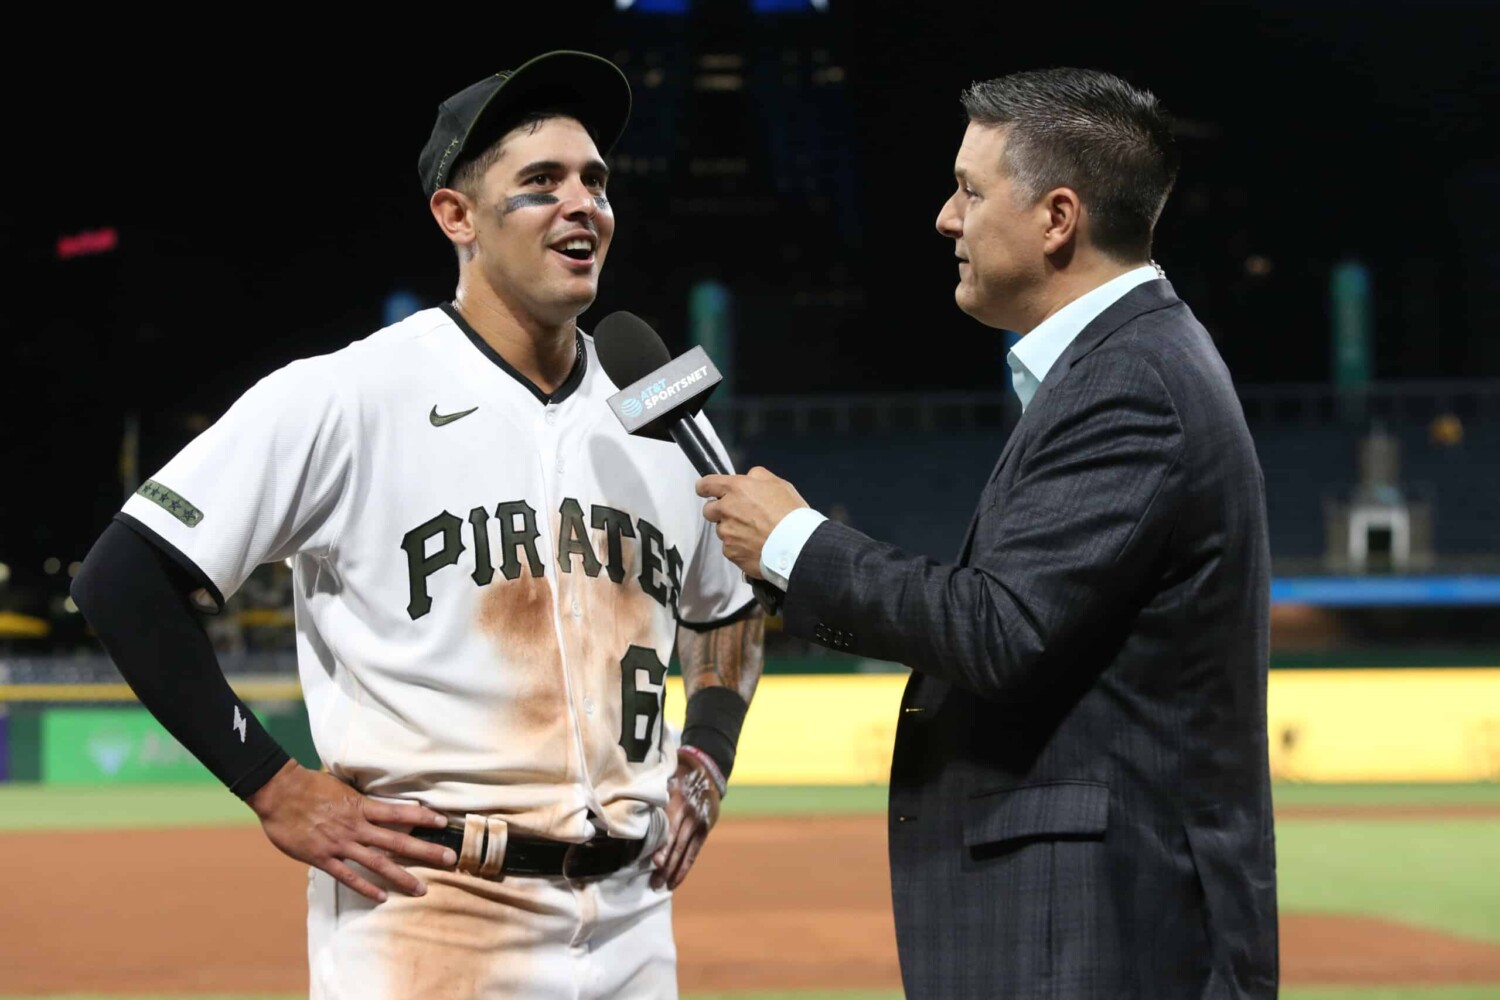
[4,667,1499,785]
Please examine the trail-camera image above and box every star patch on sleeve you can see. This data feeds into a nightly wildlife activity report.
[136,479,204,527]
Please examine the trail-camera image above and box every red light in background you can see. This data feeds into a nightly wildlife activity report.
[56,227,119,260]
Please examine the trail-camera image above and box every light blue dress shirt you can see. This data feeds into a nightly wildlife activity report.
[1006,264,1160,411]
[757,264,1164,590]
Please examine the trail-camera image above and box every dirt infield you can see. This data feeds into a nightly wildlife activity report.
[2,814,1498,995]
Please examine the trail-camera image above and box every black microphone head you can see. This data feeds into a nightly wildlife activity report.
[594,311,672,388]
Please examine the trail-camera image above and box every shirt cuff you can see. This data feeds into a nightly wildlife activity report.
[760,507,828,590]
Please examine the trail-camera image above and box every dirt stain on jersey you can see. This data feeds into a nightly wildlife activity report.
[374,869,545,997]
[475,567,570,750]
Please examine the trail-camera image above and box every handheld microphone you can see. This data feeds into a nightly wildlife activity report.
[594,310,784,614]
[593,311,729,477]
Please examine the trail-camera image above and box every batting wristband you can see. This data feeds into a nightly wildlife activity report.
[677,744,727,798]
[681,685,748,787]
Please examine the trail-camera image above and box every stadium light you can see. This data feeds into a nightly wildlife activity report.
[56,227,119,260]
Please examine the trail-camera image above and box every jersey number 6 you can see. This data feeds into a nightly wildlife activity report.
[619,645,667,763]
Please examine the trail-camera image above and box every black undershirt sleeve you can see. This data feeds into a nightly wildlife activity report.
[70,520,291,799]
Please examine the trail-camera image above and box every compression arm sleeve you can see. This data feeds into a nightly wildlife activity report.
[70,520,292,798]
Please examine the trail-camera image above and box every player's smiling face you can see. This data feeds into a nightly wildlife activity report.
[472,116,615,326]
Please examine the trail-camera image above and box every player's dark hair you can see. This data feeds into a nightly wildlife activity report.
[449,110,604,200]
[961,68,1178,262]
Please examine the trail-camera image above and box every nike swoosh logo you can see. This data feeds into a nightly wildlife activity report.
[430,405,479,427]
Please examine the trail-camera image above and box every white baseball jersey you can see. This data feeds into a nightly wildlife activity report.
[121,303,753,843]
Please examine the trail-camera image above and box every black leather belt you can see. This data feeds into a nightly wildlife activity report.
[412,823,645,879]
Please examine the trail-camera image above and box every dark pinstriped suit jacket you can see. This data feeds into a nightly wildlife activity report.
[782,281,1278,998]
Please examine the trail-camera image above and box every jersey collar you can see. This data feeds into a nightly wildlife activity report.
[440,302,587,406]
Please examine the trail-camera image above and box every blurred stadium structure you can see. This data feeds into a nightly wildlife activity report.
[5,379,1500,663]
[707,379,1500,579]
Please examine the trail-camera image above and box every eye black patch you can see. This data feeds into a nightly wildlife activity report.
[503,193,561,214]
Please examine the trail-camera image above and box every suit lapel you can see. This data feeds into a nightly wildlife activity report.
[956,396,1035,563]
[953,279,1180,566]
[955,392,1018,563]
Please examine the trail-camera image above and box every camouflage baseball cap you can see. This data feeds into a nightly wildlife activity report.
[417,50,632,197]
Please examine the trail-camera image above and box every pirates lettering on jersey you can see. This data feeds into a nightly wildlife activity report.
[401,498,682,621]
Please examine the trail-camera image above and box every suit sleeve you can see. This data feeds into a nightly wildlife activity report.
[782,353,1184,702]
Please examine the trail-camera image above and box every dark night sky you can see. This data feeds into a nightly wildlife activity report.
[2,0,1498,586]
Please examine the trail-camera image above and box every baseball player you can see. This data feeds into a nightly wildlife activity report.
[71,51,765,999]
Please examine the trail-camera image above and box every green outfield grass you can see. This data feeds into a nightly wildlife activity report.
[1277,817,1500,941]
[1283,992,1500,1000]
[1272,782,1500,808]
[0,782,901,830]
[0,783,257,831]
[4,781,1498,831]
[723,783,890,817]
[3,989,1498,1000]
[695,994,1500,1000]
[684,994,900,1000]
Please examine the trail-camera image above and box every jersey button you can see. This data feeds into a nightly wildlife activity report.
[571,598,582,618]
[545,410,558,425]
[583,696,596,716]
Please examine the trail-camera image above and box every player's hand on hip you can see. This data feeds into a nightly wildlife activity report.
[245,759,455,903]
[696,466,807,578]
[650,748,723,891]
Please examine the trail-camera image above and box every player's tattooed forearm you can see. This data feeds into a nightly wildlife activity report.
[677,607,765,703]
[502,193,560,214]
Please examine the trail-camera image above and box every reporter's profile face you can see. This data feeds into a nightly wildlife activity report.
[935,124,1044,330]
